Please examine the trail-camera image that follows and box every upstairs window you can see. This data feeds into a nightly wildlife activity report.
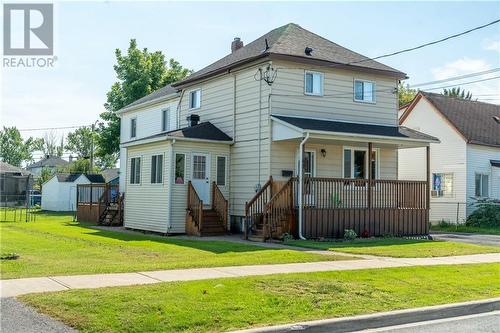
[130,118,137,138]
[161,108,171,132]
[475,173,489,197]
[151,155,163,184]
[432,173,453,197]
[189,89,201,109]
[354,80,375,103]
[130,157,141,184]
[304,71,323,96]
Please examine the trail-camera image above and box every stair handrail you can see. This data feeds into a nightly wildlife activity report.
[263,177,296,239]
[212,182,228,231]
[244,176,273,239]
[187,181,203,232]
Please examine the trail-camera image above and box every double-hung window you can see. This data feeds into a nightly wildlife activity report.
[130,118,137,138]
[432,173,453,197]
[151,155,163,184]
[304,71,323,96]
[161,108,171,132]
[130,157,141,184]
[343,148,377,179]
[189,89,201,109]
[354,80,375,103]
[475,173,489,197]
[216,156,227,186]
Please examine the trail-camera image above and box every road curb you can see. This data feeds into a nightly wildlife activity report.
[230,298,500,333]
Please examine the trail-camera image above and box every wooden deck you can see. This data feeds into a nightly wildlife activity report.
[76,184,123,225]
[245,176,429,240]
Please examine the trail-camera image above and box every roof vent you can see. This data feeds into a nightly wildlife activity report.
[187,114,200,127]
[494,116,500,124]
[304,47,313,56]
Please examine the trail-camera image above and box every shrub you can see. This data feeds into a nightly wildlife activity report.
[344,229,357,241]
[281,233,293,242]
[466,198,500,227]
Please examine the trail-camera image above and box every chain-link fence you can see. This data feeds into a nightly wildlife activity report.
[0,173,38,222]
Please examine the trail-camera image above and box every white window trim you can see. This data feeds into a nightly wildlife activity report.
[130,117,137,138]
[150,154,164,185]
[129,156,141,185]
[161,108,171,132]
[342,146,380,179]
[475,172,490,198]
[304,71,324,96]
[431,172,454,198]
[215,155,228,186]
[174,153,186,185]
[188,89,202,110]
[353,79,376,104]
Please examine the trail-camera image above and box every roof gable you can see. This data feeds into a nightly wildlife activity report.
[401,92,500,148]
[27,156,69,169]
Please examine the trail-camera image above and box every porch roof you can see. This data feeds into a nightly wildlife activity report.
[271,114,439,147]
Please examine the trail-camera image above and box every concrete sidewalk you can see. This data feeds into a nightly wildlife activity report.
[2,253,499,298]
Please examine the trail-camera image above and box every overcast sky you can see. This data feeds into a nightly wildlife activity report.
[2,1,499,161]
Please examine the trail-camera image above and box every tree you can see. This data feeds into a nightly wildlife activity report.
[443,87,473,100]
[36,167,55,190]
[63,159,99,174]
[65,127,95,159]
[398,83,417,107]
[41,131,64,157]
[97,39,191,157]
[0,127,43,166]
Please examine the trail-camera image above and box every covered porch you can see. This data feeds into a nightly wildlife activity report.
[244,115,439,240]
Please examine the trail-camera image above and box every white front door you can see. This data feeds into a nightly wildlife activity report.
[191,153,211,204]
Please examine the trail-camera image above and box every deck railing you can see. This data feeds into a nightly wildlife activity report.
[264,177,296,238]
[244,176,273,239]
[187,181,203,231]
[212,182,228,231]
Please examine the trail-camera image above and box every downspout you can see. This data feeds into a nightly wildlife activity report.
[168,138,176,234]
[298,132,310,240]
[258,68,263,186]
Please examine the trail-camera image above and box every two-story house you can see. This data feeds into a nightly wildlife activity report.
[117,23,438,240]
[399,92,500,223]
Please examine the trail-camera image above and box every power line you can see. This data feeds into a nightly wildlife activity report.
[18,124,92,132]
[421,76,500,91]
[409,68,500,88]
[343,19,500,67]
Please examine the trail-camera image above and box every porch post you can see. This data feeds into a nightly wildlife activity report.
[368,142,373,209]
[426,145,430,233]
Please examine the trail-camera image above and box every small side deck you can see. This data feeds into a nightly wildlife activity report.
[76,184,124,225]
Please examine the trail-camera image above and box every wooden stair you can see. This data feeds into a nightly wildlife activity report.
[199,209,226,236]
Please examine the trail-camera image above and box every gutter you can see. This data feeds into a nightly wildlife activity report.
[116,93,179,115]
[298,132,310,240]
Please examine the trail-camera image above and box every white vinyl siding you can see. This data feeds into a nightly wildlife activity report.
[304,71,323,96]
[151,155,163,184]
[354,79,375,103]
[189,89,201,109]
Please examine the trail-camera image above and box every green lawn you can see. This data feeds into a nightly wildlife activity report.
[431,224,500,235]
[285,238,500,258]
[0,211,348,279]
[21,264,500,333]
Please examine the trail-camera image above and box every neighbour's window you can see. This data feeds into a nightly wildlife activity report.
[304,71,323,96]
[189,89,201,109]
[475,173,489,197]
[175,153,185,184]
[216,156,227,186]
[161,108,170,132]
[130,157,141,184]
[432,173,453,197]
[343,148,377,179]
[151,155,163,184]
[130,118,137,138]
[354,80,375,102]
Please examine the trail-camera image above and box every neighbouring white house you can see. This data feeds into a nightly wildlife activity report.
[399,92,500,223]
[26,155,71,177]
[117,23,439,239]
[42,173,105,211]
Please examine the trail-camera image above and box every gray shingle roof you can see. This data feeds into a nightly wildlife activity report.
[174,23,406,86]
[167,122,233,142]
[55,173,105,183]
[0,161,30,175]
[272,114,439,142]
[419,92,500,147]
[101,168,119,183]
[121,85,179,111]
[27,156,69,169]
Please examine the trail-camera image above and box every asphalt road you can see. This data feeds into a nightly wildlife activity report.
[0,297,75,333]
[430,232,500,246]
[360,311,500,333]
